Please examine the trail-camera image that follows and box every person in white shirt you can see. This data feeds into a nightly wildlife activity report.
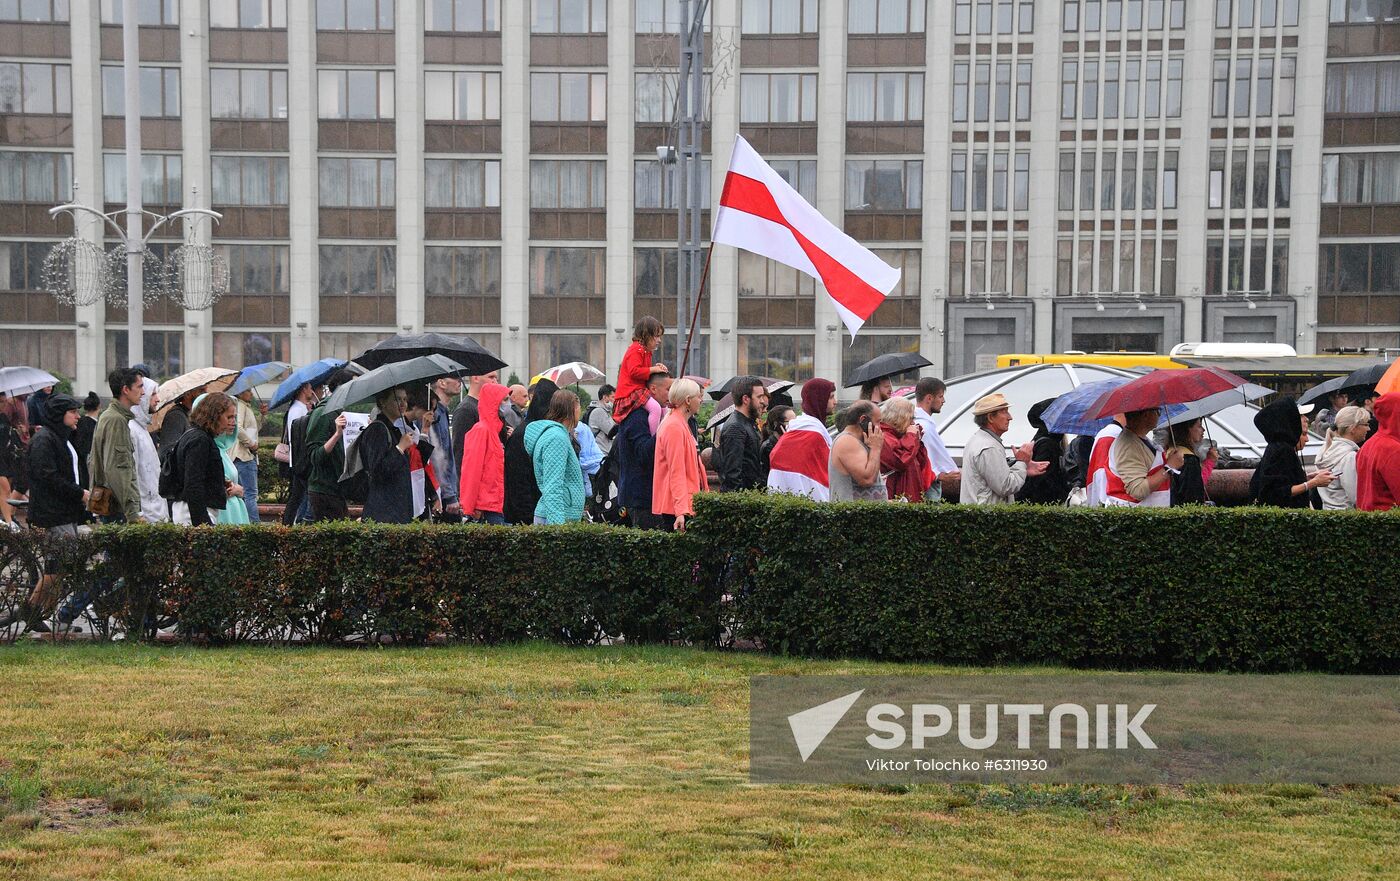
[912,377,958,501]
[129,377,169,524]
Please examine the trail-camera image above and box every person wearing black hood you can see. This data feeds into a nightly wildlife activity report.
[0,394,87,633]
[1249,396,1333,508]
[1016,398,1070,504]
[503,379,558,524]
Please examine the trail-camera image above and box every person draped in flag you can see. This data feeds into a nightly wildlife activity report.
[766,378,837,501]
[1104,408,1183,508]
[612,316,669,425]
[1084,415,1125,507]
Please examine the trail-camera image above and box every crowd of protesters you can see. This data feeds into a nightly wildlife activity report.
[3,317,1400,633]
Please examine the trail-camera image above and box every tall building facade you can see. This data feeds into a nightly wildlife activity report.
[0,0,1392,395]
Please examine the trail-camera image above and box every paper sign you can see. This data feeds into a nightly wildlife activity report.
[341,412,371,452]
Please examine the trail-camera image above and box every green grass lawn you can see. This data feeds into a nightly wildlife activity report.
[0,643,1396,880]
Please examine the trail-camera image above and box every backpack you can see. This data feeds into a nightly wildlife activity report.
[158,432,185,499]
[290,412,313,481]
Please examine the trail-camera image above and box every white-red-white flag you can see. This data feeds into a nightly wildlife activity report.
[765,414,833,501]
[712,135,900,339]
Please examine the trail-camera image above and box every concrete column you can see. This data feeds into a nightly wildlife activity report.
[181,0,213,368]
[1289,2,1330,355]
[604,0,635,379]
[395,0,424,335]
[286,0,319,366]
[813,0,846,384]
[498,0,529,374]
[1027,0,1064,352]
[70,0,106,392]
[921,0,953,374]
[1175,2,1217,342]
[709,0,740,381]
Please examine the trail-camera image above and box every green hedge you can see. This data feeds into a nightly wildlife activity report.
[0,524,723,648]
[3,495,1399,672]
[695,493,1400,673]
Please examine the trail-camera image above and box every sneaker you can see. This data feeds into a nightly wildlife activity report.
[4,520,19,532]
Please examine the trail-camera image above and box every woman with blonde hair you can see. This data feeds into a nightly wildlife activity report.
[878,396,931,502]
[653,377,708,531]
[1315,405,1370,510]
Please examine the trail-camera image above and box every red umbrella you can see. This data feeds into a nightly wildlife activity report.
[1089,367,1250,419]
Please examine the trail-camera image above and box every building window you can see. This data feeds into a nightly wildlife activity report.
[210,0,286,27]
[875,248,921,297]
[955,0,1034,35]
[0,151,71,203]
[0,240,55,291]
[316,0,394,30]
[1319,243,1400,293]
[529,160,606,209]
[738,335,814,382]
[318,158,395,208]
[530,72,607,122]
[1058,152,1075,210]
[317,70,395,119]
[425,159,501,209]
[764,158,817,203]
[1064,0,1185,31]
[425,71,501,122]
[529,334,605,376]
[1218,0,1299,27]
[738,250,816,297]
[1061,61,1077,119]
[844,159,922,210]
[0,63,71,115]
[531,0,606,33]
[1322,152,1400,204]
[740,73,818,123]
[848,0,926,33]
[741,0,817,33]
[847,72,924,122]
[953,63,969,122]
[425,0,499,31]
[1,0,68,22]
[101,0,177,24]
[209,69,288,120]
[102,66,180,117]
[636,0,711,32]
[215,244,290,294]
[213,334,291,371]
[318,245,395,295]
[635,246,678,296]
[1326,62,1400,115]
[951,153,967,212]
[102,153,181,204]
[211,155,289,206]
[1331,0,1399,22]
[634,159,712,209]
[425,246,500,296]
[636,72,711,123]
[529,247,605,297]
[1215,55,1296,118]
[106,331,181,379]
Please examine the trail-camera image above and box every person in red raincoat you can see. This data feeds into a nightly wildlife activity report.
[458,382,509,524]
[1356,392,1400,512]
[878,397,932,503]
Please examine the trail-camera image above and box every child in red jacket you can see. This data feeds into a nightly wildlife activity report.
[612,316,669,423]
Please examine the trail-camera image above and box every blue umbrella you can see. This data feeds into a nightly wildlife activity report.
[1041,378,1185,436]
[228,361,292,397]
[269,358,348,410]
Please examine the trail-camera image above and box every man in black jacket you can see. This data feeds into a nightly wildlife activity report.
[0,394,87,633]
[717,376,767,493]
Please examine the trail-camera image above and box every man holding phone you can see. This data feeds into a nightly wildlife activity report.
[960,394,1048,505]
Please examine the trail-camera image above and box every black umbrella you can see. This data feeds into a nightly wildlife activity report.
[354,332,506,375]
[1298,375,1351,407]
[708,375,796,401]
[1339,362,1391,393]
[843,351,932,388]
[323,355,467,414]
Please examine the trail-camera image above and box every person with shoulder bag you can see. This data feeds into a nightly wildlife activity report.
[88,368,146,524]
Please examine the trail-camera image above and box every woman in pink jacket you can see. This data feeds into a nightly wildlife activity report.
[652,377,708,531]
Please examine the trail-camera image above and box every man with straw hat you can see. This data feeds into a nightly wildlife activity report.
[959,393,1047,505]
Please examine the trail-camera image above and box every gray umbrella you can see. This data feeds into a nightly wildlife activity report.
[1340,362,1391,393]
[323,354,467,414]
[1298,375,1351,407]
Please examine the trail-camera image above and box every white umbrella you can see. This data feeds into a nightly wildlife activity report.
[151,367,239,431]
[532,362,605,387]
[0,366,60,397]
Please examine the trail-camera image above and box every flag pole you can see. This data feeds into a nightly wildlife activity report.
[679,239,716,379]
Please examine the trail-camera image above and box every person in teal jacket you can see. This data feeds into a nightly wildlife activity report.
[522,390,586,525]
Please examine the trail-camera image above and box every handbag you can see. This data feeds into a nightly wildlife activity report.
[87,485,113,517]
[274,442,291,464]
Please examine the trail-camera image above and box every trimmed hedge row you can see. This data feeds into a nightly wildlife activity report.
[0,523,723,648]
[3,494,1399,672]
[696,493,1400,673]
